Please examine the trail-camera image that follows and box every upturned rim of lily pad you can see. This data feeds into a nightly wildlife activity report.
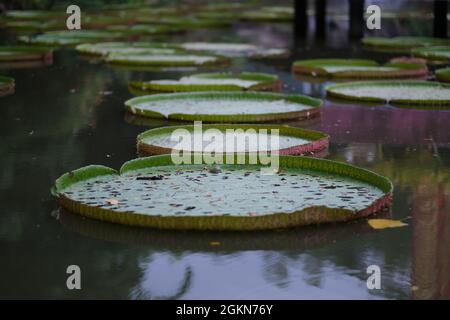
[175,42,290,59]
[292,59,428,79]
[19,30,128,46]
[105,52,230,66]
[124,91,322,123]
[53,155,393,231]
[411,46,450,62]
[0,75,15,96]
[362,36,450,50]
[75,41,177,56]
[136,124,329,156]
[128,72,281,94]
[4,10,62,21]
[436,68,450,83]
[326,80,450,107]
[0,45,53,62]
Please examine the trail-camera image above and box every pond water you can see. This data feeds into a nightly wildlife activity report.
[0,20,449,299]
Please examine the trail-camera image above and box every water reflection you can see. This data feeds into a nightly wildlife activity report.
[58,208,385,299]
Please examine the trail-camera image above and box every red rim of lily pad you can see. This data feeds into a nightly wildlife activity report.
[136,124,329,156]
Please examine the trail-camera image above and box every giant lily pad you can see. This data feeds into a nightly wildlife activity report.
[124,91,322,122]
[4,10,62,21]
[326,80,450,106]
[3,20,63,32]
[137,124,329,156]
[76,42,177,57]
[106,52,229,67]
[412,46,450,62]
[105,24,174,35]
[436,68,450,83]
[0,46,53,62]
[362,36,450,52]
[129,72,281,94]
[53,155,393,230]
[19,30,127,46]
[0,75,15,96]
[292,59,428,79]
[176,42,289,58]
[241,6,294,22]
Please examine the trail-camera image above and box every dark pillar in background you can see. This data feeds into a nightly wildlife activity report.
[349,0,364,39]
[433,0,448,38]
[294,0,308,38]
[315,0,327,38]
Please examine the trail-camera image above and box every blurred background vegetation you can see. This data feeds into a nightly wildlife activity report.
[0,0,161,11]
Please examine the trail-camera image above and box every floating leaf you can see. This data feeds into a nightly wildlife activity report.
[412,46,450,62]
[292,59,427,79]
[176,42,289,58]
[137,124,329,156]
[76,42,177,57]
[436,67,450,83]
[105,52,229,67]
[129,72,281,94]
[368,219,407,230]
[362,36,450,52]
[52,155,393,231]
[326,80,450,107]
[0,46,53,62]
[20,30,128,46]
[124,91,322,122]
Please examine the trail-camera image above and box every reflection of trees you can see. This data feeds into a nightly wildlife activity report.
[371,147,450,299]
[410,168,450,299]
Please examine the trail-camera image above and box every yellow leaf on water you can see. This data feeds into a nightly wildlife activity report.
[368,219,407,230]
[210,241,221,246]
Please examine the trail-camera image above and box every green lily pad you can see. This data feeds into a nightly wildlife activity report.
[137,124,329,156]
[389,56,427,65]
[362,36,450,52]
[412,46,450,62]
[53,155,392,230]
[0,75,15,97]
[436,68,450,83]
[106,52,229,67]
[326,80,450,106]
[4,10,62,21]
[129,72,281,94]
[241,6,294,22]
[0,46,53,62]
[124,91,322,122]
[3,20,63,32]
[19,30,127,46]
[76,42,177,57]
[202,2,255,12]
[292,59,428,79]
[105,24,174,35]
[177,42,289,58]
